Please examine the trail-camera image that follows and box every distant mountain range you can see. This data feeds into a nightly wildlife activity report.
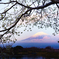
[20,32,58,43]
[12,32,59,49]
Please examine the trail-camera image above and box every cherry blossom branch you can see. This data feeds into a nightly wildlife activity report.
[0,0,59,38]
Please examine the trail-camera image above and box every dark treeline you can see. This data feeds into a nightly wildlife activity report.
[0,45,59,58]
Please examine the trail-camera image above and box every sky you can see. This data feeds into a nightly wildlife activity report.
[0,0,59,49]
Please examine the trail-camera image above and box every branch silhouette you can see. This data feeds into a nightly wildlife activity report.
[0,0,59,39]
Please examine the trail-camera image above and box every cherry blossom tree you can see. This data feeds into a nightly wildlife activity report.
[0,0,59,44]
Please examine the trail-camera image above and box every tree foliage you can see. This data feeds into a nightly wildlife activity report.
[0,0,59,44]
[13,46,23,50]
